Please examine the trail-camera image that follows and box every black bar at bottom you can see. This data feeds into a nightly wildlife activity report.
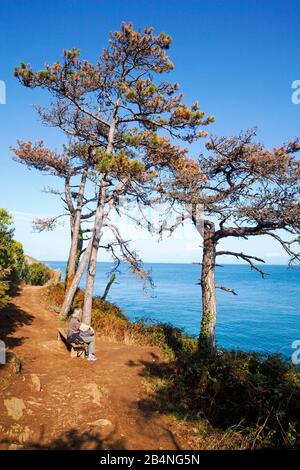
[0,450,298,467]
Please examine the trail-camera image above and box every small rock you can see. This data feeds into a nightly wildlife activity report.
[8,424,30,443]
[30,374,41,392]
[90,418,114,439]
[93,418,113,427]
[4,398,26,421]
[17,426,30,443]
[8,443,24,450]
[84,383,105,406]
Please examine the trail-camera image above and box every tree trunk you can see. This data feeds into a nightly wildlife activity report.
[65,212,80,290]
[67,212,82,279]
[82,231,102,325]
[199,232,217,351]
[102,272,116,301]
[59,205,104,320]
[80,106,120,324]
[61,102,120,320]
[59,235,93,320]
[65,171,87,289]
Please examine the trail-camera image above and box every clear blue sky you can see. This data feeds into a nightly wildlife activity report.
[0,0,299,262]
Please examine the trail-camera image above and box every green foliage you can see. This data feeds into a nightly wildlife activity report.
[9,240,28,281]
[153,348,300,449]
[148,83,157,94]
[0,208,14,239]
[26,263,51,286]
[0,279,10,309]
[0,209,28,306]
[125,88,137,101]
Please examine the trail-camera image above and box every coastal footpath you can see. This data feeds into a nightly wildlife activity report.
[0,285,182,450]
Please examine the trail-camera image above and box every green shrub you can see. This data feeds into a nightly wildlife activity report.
[0,209,29,304]
[26,263,51,286]
[0,279,10,309]
[154,348,300,449]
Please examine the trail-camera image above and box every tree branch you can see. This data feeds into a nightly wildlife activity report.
[215,284,238,295]
[265,232,300,265]
[216,251,267,277]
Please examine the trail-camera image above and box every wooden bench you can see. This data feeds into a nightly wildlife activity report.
[57,328,87,358]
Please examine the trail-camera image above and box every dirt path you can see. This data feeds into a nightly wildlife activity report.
[0,286,182,450]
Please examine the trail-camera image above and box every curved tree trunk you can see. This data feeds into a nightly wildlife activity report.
[82,231,102,325]
[65,212,81,290]
[61,103,120,321]
[199,229,217,351]
[59,235,94,320]
[59,204,104,320]
[65,227,83,289]
[65,170,87,289]
[67,213,82,280]
[102,272,116,301]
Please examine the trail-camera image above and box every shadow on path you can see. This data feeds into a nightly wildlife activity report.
[0,427,126,450]
[0,302,34,350]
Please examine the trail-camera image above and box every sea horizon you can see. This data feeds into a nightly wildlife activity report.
[42,260,294,266]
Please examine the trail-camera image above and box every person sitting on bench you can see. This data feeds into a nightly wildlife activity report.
[67,308,97,361]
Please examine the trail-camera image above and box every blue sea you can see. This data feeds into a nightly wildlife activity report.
[46,262,300,358]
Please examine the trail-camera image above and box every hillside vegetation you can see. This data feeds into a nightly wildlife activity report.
[0,209,58,310]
